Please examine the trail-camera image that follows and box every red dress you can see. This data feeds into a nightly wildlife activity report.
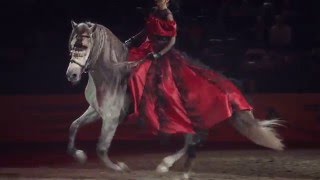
[127,15,253,135]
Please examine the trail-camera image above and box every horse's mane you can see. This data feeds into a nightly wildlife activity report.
[91,24,128,65]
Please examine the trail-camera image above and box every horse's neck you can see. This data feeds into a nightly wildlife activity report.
[98,25,128,64]
[84,25,129,109]
[97,56,126,84]
[88,25,129,91]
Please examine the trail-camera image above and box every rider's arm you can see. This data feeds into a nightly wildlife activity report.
[157,12,176,56]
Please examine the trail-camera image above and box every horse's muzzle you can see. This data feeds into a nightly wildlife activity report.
[66,71,81,85]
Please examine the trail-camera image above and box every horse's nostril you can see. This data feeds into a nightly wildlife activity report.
[67,73,77,80]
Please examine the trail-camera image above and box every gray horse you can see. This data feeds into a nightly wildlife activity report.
[66,21,284,178]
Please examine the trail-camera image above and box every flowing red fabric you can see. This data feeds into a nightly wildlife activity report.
[127,15,253,135]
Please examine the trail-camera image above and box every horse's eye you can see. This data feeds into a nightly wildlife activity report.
[82,35,91,38]
[76,35,82,40]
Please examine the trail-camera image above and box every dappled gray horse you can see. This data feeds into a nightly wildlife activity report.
[66,21,284,177]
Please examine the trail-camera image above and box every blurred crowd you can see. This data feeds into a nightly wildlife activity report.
[1,0,319,94]
[176,0,319,93]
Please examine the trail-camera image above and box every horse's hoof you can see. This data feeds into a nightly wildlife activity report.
[74,150,87,164]
[117,162,131,172]
[182,172,190,180]
[156,163,169,173]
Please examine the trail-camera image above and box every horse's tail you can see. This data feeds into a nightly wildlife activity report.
[229,110,285,151]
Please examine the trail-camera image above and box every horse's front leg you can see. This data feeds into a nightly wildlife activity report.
[67,106,100,164]
[96,113,130,172]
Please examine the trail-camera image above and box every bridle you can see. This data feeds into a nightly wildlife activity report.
[69,34,94,74]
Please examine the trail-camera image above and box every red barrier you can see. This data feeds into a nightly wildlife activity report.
[1,94,320,144]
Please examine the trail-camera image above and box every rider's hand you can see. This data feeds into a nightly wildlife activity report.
[147,52,161,60]
[124,38,133,48]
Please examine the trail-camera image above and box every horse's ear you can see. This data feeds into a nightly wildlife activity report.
[71,20,77,29]
[89,23,97,33]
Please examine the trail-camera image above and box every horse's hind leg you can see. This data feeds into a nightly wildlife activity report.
[67,106,100,164]
[182,134,200,179]
[156,134,192,173]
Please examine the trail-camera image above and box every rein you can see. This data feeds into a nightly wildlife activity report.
[114,56,148,70]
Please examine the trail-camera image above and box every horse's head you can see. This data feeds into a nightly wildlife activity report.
[66,21,97,85]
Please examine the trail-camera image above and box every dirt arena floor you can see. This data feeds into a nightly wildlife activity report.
[0,142,319,180]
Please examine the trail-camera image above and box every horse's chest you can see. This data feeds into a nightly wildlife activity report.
[85,74,127,117]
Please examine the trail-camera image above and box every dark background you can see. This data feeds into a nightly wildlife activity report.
[1,0,320,95]
[1,2,320,170]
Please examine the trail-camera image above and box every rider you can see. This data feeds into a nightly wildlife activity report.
[125,0,253,136]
